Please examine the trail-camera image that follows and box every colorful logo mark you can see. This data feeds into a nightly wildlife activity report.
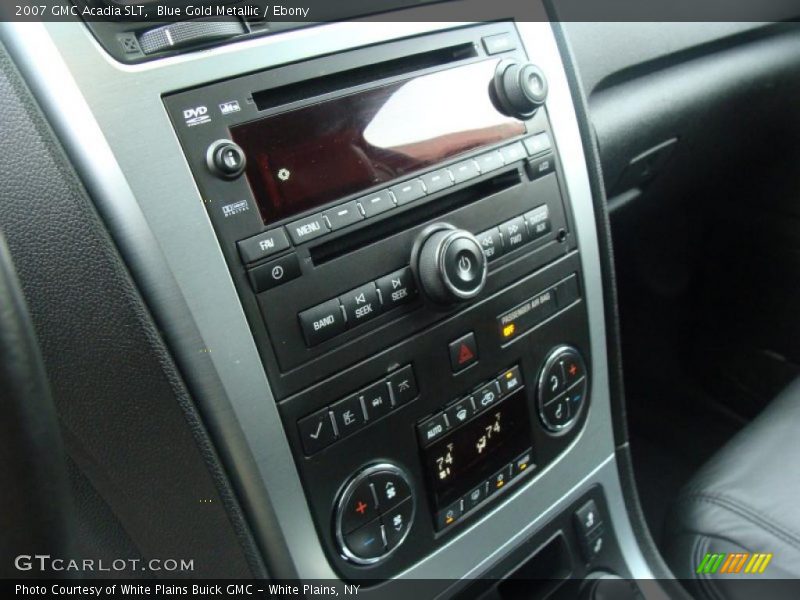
[696,552,773,575]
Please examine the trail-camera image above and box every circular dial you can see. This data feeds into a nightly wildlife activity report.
[206,139,247,179]
[490,59,549,120]
[334,463,415,566]
[411,224,488,306]
[537,345,588,433]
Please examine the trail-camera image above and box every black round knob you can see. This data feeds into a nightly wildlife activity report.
[580,573,641,600]
[206,139,246,179]
[490,59,548,120]
[411,224,487,306]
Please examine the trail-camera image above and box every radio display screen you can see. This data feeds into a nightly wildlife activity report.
[230,60,525,225]
[422,391,531,510]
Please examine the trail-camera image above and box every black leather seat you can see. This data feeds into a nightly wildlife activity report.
[664,378,800,598]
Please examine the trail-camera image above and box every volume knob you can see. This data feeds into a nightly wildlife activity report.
[411,224,487,307]
[490,59,548,120]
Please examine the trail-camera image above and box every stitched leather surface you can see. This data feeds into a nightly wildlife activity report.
[664,377,800,597]
[0,42,264,578]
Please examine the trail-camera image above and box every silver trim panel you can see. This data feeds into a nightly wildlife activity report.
[1,5,656,588]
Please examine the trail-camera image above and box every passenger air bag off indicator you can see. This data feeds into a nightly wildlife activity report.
[498,287,557,341]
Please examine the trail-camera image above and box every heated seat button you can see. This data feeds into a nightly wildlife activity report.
[370,470,411,511]
[376,267,417,310]
[574,499,602,537]
[358,381,392,421]
[382,498,413,550]
[339,283,381,327]
[387,365,418,407]
[344,518,386,560]
[499,216,531,253]
[449,332,478,372]
[297,408,335,456]
[298,299,346,346]
[341,478,378,534]
[476,227,504,262]
[248,253,301,293]
[330,394,366,439]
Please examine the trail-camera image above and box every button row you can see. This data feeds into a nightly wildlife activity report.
[236,135,550,266]
[436,448,533,531]
[417,365,523,447]
[297,365,418,455]
[297,267,417,347]
[498,273,580,342]
[476,202,553,264]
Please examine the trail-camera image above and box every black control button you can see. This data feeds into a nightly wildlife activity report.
[541,395,572,431]
[358,189,396,218]
[449,332,478,372]
[497,365,524,396]
[287,213,329,245]
[541,360,566,403]
[324,201,364,231]
[387,365,418,407]
[248,253,301,293]
[483,32,516,55]
[391,179,426,206]
[344,518,386,560]
[464,482,487,511]
[436,499,463,530]
[476,227,504,262]
[499,142,526,164]
[298,299,346,346]
[297,408,335,456]
[555,275,580,308]
[499,215,531,253]
[526,153,556,180]
[445,396,475,428]
[358,381,392,422]
[449,159,481,184]
[564,379,587,415]
[370,470,411,511]
[237,228,290,264]
[420,169,454,194]
[512,449,533,477]
[582,527,606,561]
[489,465,512,493]
[523,132,552,156]
[376,267,417,310]
[443,236,486,294]
[560,351,586,387]
[339,283,381,327]
[475,381,501,411]
[382,498,413,550]
[341,478,378,534]
[417,412,448,446]
[207,140,246,179]
[574,499,603,537]
[525,204,552,241]
[331,393,366,438]
[475,150,505,174]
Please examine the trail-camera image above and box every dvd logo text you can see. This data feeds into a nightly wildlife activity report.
[183,106,210,127]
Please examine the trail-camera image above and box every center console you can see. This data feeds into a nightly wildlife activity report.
[164,23,593,580]
[2,4,655,594]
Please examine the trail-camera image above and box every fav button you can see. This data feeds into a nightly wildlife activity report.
[339,283,381,327]
[298,299,346,346]
[237,228,290,264]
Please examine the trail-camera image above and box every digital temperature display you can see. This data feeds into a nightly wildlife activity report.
[422,391,531,510]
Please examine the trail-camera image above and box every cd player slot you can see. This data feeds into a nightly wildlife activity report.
[252,43,478,112]
[310,169,522,266]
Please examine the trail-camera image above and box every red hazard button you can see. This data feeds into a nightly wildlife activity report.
[449,332,478,372]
